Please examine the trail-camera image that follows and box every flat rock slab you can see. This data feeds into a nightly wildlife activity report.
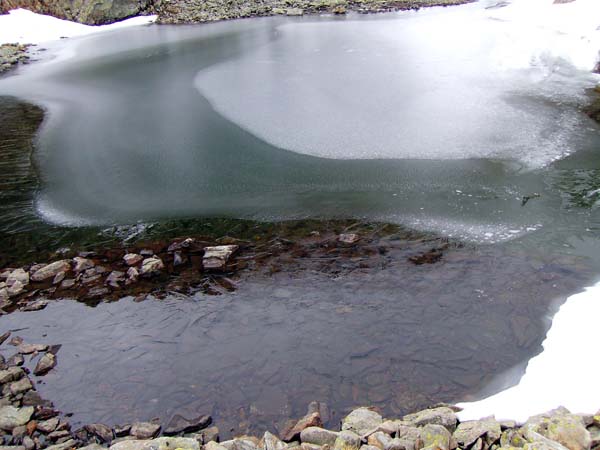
[110,437,200,450]
[0,406,34,431]
[203,245,238,270]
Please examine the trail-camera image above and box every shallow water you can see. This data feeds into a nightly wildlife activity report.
[1,0,600,435]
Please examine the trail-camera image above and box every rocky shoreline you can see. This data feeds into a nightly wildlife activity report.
[0,44,31,75]
[0,331,598,450]
[0,222,455,312]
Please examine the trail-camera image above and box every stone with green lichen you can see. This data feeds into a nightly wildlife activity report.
[420,424,453,450]
[522,408,591,450]
[454,417,501,448]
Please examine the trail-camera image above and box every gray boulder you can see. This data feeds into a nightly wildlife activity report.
[0,406,34,431]
[403,407,458,432]
[301,427,338,446]
[342,408,383,436]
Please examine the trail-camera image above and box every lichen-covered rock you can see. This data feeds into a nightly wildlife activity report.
[342,408,383,436]
[420,424,453,450]
[454,418,501,448]
[522,408,591,450]
[334,430,362,450]
[301,427,338,446]
[403,407,458,432]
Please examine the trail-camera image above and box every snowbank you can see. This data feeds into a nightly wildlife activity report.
[458,281,600,422]
[0,8,156,45]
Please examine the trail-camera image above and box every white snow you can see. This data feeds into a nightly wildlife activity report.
[458,281,600,422]
[0,8,156,45]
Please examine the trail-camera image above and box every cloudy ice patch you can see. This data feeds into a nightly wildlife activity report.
[458,281,600,422]
[194,0,599,167]
[0,8,156,45]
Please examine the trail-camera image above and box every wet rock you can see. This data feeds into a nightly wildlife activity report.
[262,431,287,450]
[17,344,47,355]
[33,353,56,376]
[123,254,143,266]
[5,270,28,290]
[367,431,392,449]
[6,355,23,367]
[0,368,24,384]
[22,300,48,312]
[45,439,77,450]
[5,377,32,396]
[52,272,65,285]
[8,337,22,347]
[85,423,113,443]
[282,412,322,442]
[110,437,199,450]
[130,422,161,440]
[301,427,338,446]
[36,418,59,433]
[106,271,125,288]
[342,408,382,436]
[523,408,590,450]
[333,430,361,450]
[403,407,457,432]
[22,391,50,407]
[454,418,500,448]
[87,286,110,298]
[0,406,34,431]
[338,234,360,244]
[420,424,452,450]
[203,246,238,270]
[0,332,10,346]
[163,414,211,435]
[73,257,95,273]
[114,424,132,437]
[140,257,165,277]
[30,261,70,282]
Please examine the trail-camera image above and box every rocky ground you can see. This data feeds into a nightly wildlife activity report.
[0,222,455,312]
[0,330,598,450]
[0,44,31,74]
[153,0,473,24]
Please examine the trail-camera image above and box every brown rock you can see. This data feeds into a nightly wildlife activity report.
[281,412,322,442]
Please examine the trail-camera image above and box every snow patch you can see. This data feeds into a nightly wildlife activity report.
[458,281,600,422]
[0,8,156,45]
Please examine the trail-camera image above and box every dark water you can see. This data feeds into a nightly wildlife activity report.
[1,0,600,438]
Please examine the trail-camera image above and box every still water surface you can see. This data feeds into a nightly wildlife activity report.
[1,0,600,435]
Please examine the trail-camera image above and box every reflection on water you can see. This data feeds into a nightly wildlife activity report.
[1,240,595,437]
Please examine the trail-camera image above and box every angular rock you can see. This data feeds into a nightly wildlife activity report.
[282,412,322,442]
[73,257,95,273]
[205,442,229,450]
[203,245,238,270]
[454,418,500,448]
[33,353,55,377]
[140,257,164,277]
[52,271,65,285]
[383,438,408,450]
[22,300,48,311]
[167,238,195,253]
[367,432,393,450]
[0,367,24,384]
[31,261,70,282]
[36,417,59,433]
[333,430,362,450]
[7,281,25,298]
[114,424,132,437]
[420,424,452,450]
[6,270,29,289]
[60,279,76,289]
[0,406,34,431]
[403,407,458,432]
[21,436,35,450]
[85,423,113,443]
[22,390,51,407]
[301,427,338,446]
[263,431,287,450]
[130,422,161,439]
[164,414,211,435]
[338,234,360,244]
[80,444,107,450]
[342,408,383,436]
[220,437,258,450]
[7,354,23,367]
[123,254,144,267]
[6,377,32,396]
[17,344,48,355]
[106,271,125,288]
[523,408,590,450]
[45,439,77,450]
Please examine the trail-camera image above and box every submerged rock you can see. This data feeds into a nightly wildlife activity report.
[85,423,114,443]
[163,414,211,435]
